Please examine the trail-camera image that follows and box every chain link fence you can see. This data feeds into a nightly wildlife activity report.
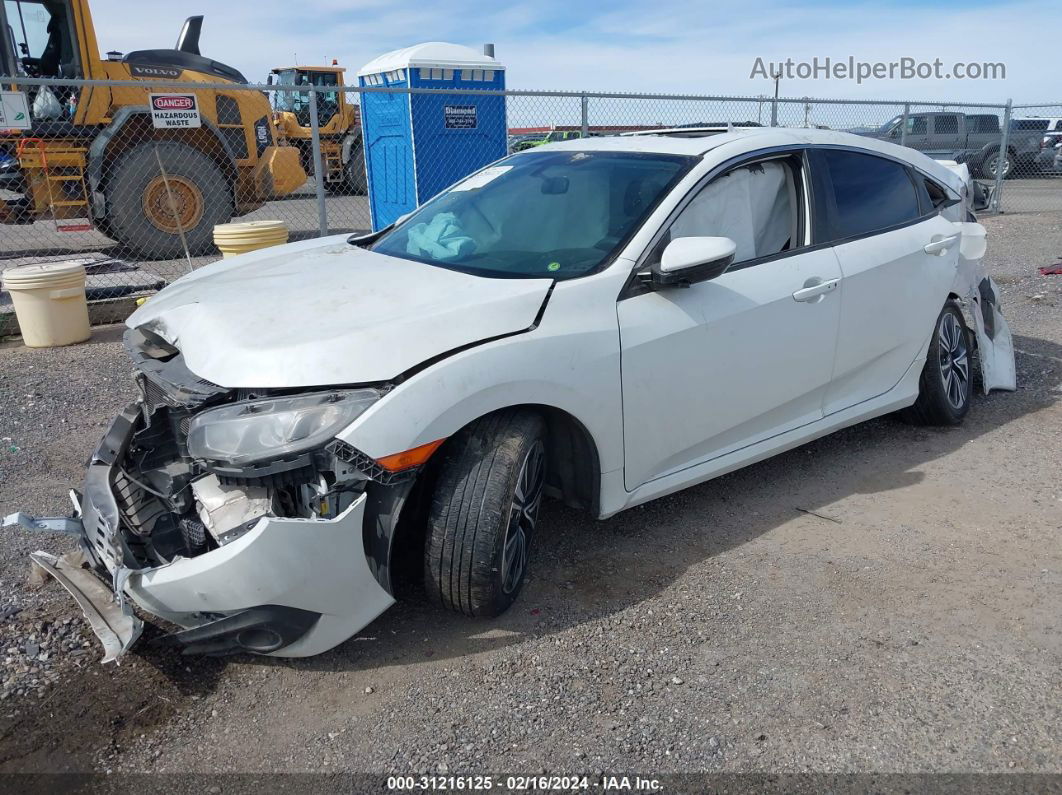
[2,76,1060,336]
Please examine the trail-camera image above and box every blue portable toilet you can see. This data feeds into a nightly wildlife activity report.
[357,42,507,230]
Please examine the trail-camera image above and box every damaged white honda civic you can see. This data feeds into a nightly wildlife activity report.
[6,128,1016,661]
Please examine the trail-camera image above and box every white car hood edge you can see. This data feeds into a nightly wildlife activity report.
[127,239,554,388]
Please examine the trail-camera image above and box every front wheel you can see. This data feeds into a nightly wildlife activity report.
[901,302,972,425]
[425,410,547,618]
[104,142,233,259]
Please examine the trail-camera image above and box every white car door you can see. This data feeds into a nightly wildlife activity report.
[618,150,843,490]
[813,148,962,415]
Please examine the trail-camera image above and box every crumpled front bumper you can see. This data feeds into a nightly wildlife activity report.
[11,404,395,660]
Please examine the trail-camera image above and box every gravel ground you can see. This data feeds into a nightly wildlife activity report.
[0,213,1059,780]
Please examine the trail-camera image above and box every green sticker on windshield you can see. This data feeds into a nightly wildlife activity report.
[547,261,561,272]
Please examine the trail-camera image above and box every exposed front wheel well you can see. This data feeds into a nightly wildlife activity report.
[430,404,601,517]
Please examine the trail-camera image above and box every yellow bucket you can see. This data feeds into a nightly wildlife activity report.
[213,220,290,258]
[2,261,91,347]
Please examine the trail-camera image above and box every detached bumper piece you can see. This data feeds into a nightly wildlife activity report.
[29,550,143,664]
[156,605,320,656]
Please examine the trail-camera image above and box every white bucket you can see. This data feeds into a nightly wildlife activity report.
[213,220,290,258]
[2,261,91,347]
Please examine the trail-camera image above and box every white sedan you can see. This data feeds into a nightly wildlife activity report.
[7,128,1016,660]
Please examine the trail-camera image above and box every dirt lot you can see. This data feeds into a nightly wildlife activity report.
[0,212,1060,782]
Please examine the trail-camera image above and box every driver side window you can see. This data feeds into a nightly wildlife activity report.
[652,154,805,268]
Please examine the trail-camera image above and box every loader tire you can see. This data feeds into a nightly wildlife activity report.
[105,142,233,260]
[344,140,367,195]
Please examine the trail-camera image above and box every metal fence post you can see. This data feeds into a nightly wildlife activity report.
[991,99,1013,214]
[580,93,589,138]
[306,83,329,235]
[899,103,910,147]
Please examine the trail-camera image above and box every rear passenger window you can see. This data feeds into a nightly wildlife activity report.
[822,150,921,239]
[934,116,959,135]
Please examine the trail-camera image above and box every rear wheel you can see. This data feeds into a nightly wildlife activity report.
[104,142,233,259]
[344,141,367,195]
[425,410,547,618]
[977,148,1014,180]
[902,302,972,425]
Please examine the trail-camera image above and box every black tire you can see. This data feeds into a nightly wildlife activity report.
[105,142,233,259]
[425,409,547,618]
[344,141,367,195]
[901,302,972,425]
[976,148,1014,180]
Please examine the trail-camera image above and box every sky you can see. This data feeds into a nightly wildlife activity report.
[83,0,1056,107]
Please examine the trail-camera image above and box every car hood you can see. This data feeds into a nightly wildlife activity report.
[127,236,553,388]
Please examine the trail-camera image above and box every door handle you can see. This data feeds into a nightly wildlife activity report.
[792,277,839,303]
[924,234,960,256]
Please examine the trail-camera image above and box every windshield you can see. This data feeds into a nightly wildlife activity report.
[876,115,902,134]
[3,0,79,79]
[272,69,340,123]
[369,150,692,279]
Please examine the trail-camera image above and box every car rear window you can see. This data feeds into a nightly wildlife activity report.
[821,150,921,240]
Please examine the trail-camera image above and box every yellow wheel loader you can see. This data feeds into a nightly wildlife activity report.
[0,2,306,259]
[269,64,366,195]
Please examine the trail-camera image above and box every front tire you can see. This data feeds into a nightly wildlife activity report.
[105,142,232,259]
[902,302,972,425]
[425,410,547,618]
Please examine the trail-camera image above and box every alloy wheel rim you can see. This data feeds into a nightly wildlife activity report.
[143,175,205,234]
[501,440,545,595]
[938,312,970,410]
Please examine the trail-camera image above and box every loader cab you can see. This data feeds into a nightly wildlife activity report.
[1,0,82,78]
[271,66,345,131]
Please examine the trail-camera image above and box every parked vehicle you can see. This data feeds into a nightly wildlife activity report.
[510,128,584,151]
[269,64,367,194]
[6,128,1015,661]
[0,3,305,257]
[866,111,1040,179]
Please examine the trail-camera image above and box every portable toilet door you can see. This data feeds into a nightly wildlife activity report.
[358,43,506,230]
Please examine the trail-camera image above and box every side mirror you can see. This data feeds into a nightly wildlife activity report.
[650,236,736,288]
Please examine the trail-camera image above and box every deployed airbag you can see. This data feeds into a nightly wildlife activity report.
[406,212,476,261]
[671,161,794,262]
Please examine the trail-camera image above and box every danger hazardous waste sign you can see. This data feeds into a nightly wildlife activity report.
[149,94,201,129]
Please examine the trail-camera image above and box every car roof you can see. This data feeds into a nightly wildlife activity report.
[533,126,967,193]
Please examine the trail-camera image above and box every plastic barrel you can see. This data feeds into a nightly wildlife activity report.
[2,261,91,347]
[213,220,290,258]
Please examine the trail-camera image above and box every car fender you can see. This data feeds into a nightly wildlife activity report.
[86,106,238,219]
[340,131,361,165]
[334,273,626,498]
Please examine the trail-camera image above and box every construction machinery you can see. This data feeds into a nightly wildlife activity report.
[269,64,366,194]
[0,2,306,258]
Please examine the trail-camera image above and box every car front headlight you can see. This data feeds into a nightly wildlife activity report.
[186,389,381,466]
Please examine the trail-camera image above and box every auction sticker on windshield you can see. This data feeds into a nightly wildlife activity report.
[451,165,512,191]
[149,93,202,129]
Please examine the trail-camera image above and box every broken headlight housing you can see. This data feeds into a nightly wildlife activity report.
[186,389,380,465]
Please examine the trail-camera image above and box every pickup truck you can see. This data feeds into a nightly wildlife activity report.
[864,111,1041,179]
